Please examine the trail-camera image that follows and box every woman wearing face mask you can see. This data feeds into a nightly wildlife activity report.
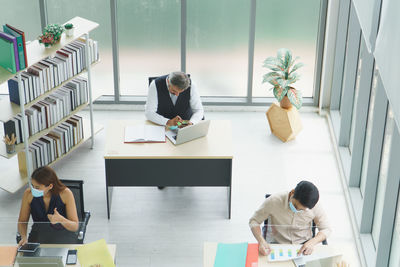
[17,166,79,246]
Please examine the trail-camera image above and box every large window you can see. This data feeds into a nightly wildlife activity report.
[360,66,378,196]
[47,0,114,97]
[117,0,180,96]
[389,192,400,267]
[187,0,249,97]
[372,106,394,246]
[252,0,321,98]
[0,0,41,94]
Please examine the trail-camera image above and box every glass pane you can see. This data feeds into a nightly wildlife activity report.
[389,191,400,267]
[187,0,249,97]
[118,0,180,96]
[0,0,41,94]
[47,0,114,97]
[360,66,378,197]
[349,39,364,154]
[372,106,394,246]
[252,0,321,98]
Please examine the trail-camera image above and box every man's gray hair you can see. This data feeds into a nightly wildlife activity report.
[168,72,190,90]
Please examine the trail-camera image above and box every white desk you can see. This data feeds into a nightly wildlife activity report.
[104,120,233,219]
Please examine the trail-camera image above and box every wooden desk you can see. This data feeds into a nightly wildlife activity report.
[203,242,343,267]
[13,244,116,267]
[104,120,233,219]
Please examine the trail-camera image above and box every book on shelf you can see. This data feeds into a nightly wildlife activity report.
[7,38,98,106]
[5,24,28,67]
[3,77,89,146]
[19,115,84,169]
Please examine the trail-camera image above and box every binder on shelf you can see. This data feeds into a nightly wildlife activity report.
[0,36,17,73]
[3,24,25,70]
[5,24,28,68]
[0,31,19,71]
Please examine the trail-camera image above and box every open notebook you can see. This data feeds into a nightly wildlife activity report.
[124,124,166,143]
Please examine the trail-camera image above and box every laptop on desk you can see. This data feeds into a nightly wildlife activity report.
[16,247,69,267]
[166,120,210,145]
[293,254,342,267]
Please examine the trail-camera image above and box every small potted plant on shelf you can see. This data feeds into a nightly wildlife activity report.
[64,23,74,37]
[263,48,304,142]
[3,133,16,154]
[38,23,64,47]
[262,48,304,109]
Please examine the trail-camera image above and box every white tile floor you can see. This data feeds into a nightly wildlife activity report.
[0,109,361,267]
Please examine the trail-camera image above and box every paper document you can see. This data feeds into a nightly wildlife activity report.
[77,239,115,267]
[267,244,302,262]
[124,124,165,143]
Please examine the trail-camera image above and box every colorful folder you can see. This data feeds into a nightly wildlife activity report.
[0,31,19,71]
[214,242,248,267]
[0,35,17,73]
[246,243,259,267]
[77,239,115,267]
[6,24,28,68]
[3,24,25,70]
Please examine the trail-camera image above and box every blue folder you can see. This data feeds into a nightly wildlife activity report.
[214,242,248,267]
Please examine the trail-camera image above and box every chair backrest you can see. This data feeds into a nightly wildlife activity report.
[60,179,85,222]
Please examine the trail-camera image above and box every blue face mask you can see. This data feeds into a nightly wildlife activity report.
[289,200,301,213]
[31,185,44,198]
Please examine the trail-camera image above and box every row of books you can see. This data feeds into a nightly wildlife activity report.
[25,115,84,170]
[8,37,98,105]
[4,77,88,145]
[0,24,27,73]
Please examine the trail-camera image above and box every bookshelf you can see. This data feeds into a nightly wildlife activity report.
[0,16,101,193]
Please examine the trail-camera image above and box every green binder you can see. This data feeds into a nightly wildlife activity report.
[3,25,25,69]
[0,36,16,73]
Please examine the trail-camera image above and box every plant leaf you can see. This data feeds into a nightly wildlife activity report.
[262,72,281,83]
[273,86,288,102]
[287,88,302,109]
[289,62,304,74]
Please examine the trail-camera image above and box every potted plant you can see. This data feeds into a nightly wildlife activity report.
[262,48,304,109]
[3,133,16,154]
[64,23,74,37]
[38,24,64,47]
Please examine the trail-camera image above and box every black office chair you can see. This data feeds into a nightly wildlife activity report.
[17,179,90,244]
[262,194,327,245]
[60,179,91,244]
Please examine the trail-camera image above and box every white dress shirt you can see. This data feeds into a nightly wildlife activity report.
[145,79,204,126]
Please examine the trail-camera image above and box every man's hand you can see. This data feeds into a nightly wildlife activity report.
[298,239,315,255]
[18,236,28,247]
[258,239,272,256]
[47,208,64,225]
[166,116,182,126]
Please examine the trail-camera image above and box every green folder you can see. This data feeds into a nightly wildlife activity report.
[214,242,248,267]
[0,36,16,73]
[3,25,25,69]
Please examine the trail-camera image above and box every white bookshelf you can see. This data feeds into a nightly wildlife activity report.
[0,120,103,193]
[0,16,101,193]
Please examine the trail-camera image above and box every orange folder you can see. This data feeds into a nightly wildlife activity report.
[0,246,18,266]
[246,243,259,267]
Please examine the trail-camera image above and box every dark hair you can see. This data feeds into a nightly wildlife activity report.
[169,71,190,90]
[293,180,319,209]
[31,166,66,195]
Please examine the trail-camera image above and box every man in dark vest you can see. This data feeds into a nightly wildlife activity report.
[145,71,204,127]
